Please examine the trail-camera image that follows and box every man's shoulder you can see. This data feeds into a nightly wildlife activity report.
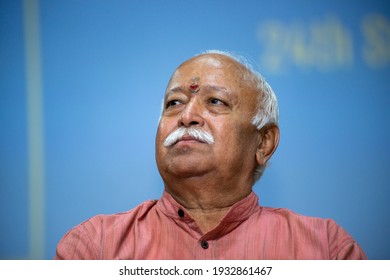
[62,199,159,237]
[255,206,367,259]
[86,198,159,225]
[55,199,160,259]
[259,205,336,229]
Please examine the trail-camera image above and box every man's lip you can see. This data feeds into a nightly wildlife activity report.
[175,135,204,144]
[181,135,197,141]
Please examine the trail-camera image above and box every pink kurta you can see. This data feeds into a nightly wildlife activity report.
[55,191,367,259]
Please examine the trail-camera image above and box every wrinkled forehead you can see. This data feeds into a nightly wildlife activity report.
[165,54,253,95]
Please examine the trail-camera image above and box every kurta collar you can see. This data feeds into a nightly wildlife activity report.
[157,190,261,239]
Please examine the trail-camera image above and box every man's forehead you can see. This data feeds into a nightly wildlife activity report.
[165,71,232,97]
[180,54,226,68]
[168,55,243,87]
[177,54,240,73]
[165,84,229,95]
[164,54,257,99]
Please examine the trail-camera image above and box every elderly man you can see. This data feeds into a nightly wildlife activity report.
[55,51,367,259]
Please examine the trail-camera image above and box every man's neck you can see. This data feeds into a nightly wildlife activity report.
[164,176,252,234]
[186,207,231,234]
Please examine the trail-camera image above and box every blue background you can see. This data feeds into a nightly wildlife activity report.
[1,0,389,259]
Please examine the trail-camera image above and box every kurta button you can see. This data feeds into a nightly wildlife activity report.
[178,209,184,218]
[200,240,209,249]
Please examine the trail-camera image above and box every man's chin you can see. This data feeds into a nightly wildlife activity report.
[166,160,211,178]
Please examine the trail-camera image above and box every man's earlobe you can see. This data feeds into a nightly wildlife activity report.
[255,124,280,166]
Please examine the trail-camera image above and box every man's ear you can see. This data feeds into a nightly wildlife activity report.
[255,124,280,166]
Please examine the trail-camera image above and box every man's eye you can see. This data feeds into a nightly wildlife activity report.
[165,100,182,109]
[209,98,225,105]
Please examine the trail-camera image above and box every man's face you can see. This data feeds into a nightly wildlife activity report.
[155,55,261,184]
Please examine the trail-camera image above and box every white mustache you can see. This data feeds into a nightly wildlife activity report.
[163,127,215,147]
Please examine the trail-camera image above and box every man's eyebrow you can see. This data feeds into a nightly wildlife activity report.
[164,86,184,100]
[164,84,234,103]
[166,86,185,94]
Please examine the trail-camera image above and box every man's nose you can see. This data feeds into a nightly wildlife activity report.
[179,99,204,127]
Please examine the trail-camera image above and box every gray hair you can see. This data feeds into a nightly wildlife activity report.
[201,50,279,182]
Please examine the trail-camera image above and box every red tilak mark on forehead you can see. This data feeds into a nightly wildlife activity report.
[189,77,200,93]
[189,84,199,91]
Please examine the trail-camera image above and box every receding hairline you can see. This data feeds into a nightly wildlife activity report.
[176,52,249,73]
[168,52,259,95]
